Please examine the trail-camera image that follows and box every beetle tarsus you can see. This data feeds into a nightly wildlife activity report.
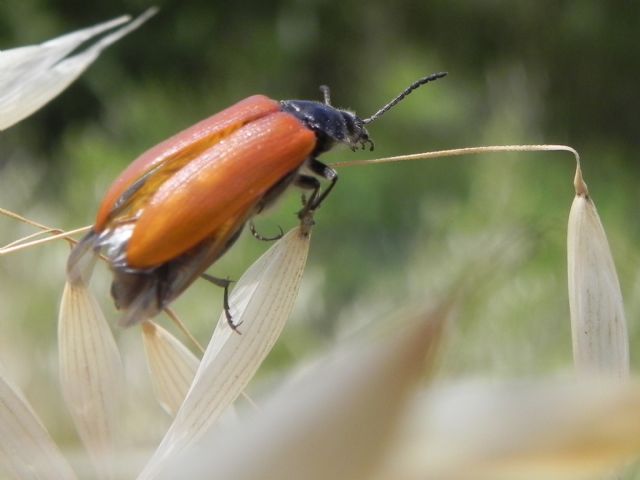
[200,273,241,334]
[299,208,316,236]
[249,221,284,242]
[224,303,243,334]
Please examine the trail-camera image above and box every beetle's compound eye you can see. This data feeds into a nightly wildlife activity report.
[341,111,371,150]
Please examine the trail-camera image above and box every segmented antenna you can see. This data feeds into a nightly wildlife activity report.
[362,72,447,124]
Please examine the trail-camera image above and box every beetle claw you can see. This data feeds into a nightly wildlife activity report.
[201,273,242,334]
[221,277,242,334]
[249,221,284,242]
[224,306,243,334]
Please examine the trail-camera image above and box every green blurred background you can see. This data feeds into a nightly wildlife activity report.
[1,0,639,449]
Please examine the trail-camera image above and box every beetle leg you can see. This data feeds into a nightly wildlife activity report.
[307,158,338,210]
[296,159,338,218]
[200,273,241,333]
[249,221,284,242]
[295,175,320,218]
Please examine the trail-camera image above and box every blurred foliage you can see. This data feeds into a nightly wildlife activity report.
[1,0,640,443]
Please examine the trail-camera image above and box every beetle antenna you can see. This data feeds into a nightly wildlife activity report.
[362,72,447,125]
[319,85,332,105]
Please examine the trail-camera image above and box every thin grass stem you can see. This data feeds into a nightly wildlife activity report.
[163,307,205,354]
[0,226,91,255]
[332,144,580,168]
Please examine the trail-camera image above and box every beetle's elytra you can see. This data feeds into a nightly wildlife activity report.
[67,72,447,328]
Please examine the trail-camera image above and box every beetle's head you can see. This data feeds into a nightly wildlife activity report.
[280,100,372,154]
[280,72,447,156]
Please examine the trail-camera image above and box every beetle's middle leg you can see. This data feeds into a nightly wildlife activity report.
[249,221,284,242]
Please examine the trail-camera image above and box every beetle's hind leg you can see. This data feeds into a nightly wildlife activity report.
[249,221,284,242]
[200,273,240,333]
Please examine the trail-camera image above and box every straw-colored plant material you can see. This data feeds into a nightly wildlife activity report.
[138,226,311,479]
[156,306,447,480]
[376,379,640,480]
[0,225,91,256]
[141,321,199,417]
[0,369,77,480]
[0,8,156,130]
[58,281,124,479]
[567,166,629,378]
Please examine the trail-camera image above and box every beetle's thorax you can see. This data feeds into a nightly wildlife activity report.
[280,100,373,155]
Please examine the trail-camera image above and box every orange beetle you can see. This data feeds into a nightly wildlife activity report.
[67,73,447,328]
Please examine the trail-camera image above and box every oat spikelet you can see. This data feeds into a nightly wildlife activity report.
[156,307,448,480]
[142,321,199,417]
[0,9,156,130]
[567,165,629,378]
[0,370,77,479]
[58,281,124,479]
[138,226,311,479]
[376,379,640,480]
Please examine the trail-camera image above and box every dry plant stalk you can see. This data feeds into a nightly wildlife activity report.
[338,144,630,380]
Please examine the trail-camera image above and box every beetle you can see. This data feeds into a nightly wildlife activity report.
[67,72,447,329]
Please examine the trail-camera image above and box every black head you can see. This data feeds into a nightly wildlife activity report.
[280,99,371,154]
[280,72,447,156]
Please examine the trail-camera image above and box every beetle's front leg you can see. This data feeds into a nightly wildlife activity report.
[295,159,338,216]
[295,174,321,213]
[307,158,338,210]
